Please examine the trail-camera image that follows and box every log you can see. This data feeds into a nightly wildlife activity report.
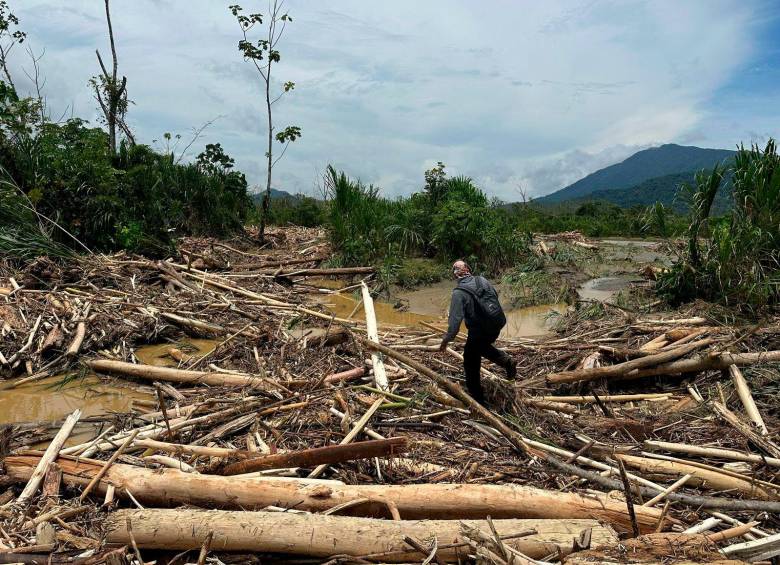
[87,359,267,389]
[547,339,714,384]
[16,409,81,505]
[265,266,375,276]
[106,509,616,560]
[65,321,86,357]
[643,440,780,468]
[615,454,776,499]
[3,455,664,532]
[729,365,768,436]
[713,401,780,459]
[361,282,389,391]
[221,437,407,476]
[324,366,366,385]
[539,393,671,404]
[159,312,225,335]
[622,350,780,382]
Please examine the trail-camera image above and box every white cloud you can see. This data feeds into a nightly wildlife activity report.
[8,0,772,200]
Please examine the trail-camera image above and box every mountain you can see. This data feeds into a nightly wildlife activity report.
[565,170,733,214]
[536,144,735,204]
[250,188,298,203]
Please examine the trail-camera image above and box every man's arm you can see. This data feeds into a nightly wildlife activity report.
[440,291,465,350]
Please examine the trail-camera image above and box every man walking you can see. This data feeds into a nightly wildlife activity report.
[439,260,516,404]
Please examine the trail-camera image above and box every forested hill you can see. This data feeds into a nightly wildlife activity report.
[536,143,734,204]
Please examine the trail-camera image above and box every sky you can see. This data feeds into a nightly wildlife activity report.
[9,0,780,200]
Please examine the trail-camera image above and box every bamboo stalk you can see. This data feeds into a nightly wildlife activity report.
[729,365,768,436]
[361,282,389,391]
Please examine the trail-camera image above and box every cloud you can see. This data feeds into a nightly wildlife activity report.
[8,0,777,201]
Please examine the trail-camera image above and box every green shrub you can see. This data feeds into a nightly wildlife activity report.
[657,140,780,310]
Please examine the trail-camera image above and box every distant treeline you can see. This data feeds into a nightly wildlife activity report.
[266,163,688,274]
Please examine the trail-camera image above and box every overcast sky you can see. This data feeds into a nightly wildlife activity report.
[9,0,780,200]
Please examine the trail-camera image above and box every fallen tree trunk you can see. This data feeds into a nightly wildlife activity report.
[87,359,268,389]
[618,350,780,382]
[220,437,407,475]
[3,455,664,532]
[643,440,780,468]
[615,454,777,500]
[547,339,715,384]
[106,509,616,560]
[265,266,375,276]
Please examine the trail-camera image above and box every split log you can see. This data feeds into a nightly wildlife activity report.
[643,440,780,468]
[713,401,780,459]
[87,359,268,389]
[729,365,768,436]
[362,282,389,391]
[3,455,665,532]
[15,409,81,505]
[106,509,616,560]
[547,339,714,384]
[65,321,86,357]
[220,437,407,476]
[615,454,776,500]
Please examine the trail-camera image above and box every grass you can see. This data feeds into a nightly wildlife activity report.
[657,139,780,311]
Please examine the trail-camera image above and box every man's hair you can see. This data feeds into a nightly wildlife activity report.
[453,260,471,277]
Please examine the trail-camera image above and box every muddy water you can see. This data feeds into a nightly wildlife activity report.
[0,374,151,424]
[317,282,567,339]
[134,338,219,367]
[0,338,217,427]
[577,275,642,304]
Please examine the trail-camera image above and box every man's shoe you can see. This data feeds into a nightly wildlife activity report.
[506,358,517,380]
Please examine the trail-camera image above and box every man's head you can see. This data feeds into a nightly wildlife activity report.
[452,260,471,279]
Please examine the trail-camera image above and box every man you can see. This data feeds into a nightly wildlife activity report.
[439,260,517,404]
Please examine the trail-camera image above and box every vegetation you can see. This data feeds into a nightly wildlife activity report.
[324,164,529,275]
[657,140,780,310]
[0,88,251,255]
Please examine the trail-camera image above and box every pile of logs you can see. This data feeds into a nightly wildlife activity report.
[1,227,779,563]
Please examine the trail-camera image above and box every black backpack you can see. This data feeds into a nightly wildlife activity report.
[456,276,507,333]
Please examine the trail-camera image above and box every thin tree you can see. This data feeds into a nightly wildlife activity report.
[230,2,301,242]
[0,0,25,91]
[91,0,134,154]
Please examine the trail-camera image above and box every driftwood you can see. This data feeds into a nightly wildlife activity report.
[87,359,268,388]
[728,365,768,436]
[105,509,616,560]
[547,339,714,384]
[3,455,665,532]
[15,410,81,505]
[220,437,407,475]
[615,453,777,499]
[361,281,389,391]
[643,440,780,468]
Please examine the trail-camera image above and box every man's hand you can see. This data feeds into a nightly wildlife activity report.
[438,338,449,352]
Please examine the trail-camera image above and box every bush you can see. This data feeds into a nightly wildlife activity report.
[657,140,780,310]
[0,84,251,256]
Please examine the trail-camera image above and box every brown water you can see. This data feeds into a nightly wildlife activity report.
[317,283,567,339]
[0,338,217,426]
[134,338,219,367]
[0,374,151,424]
[577,275,641,304]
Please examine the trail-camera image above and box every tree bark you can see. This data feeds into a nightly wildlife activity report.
[220,437,407,475]
[3,454,664,533]
[87,359,267,389]
[106,509,616,561]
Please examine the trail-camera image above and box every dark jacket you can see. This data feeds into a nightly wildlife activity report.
[444,275,500,341]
